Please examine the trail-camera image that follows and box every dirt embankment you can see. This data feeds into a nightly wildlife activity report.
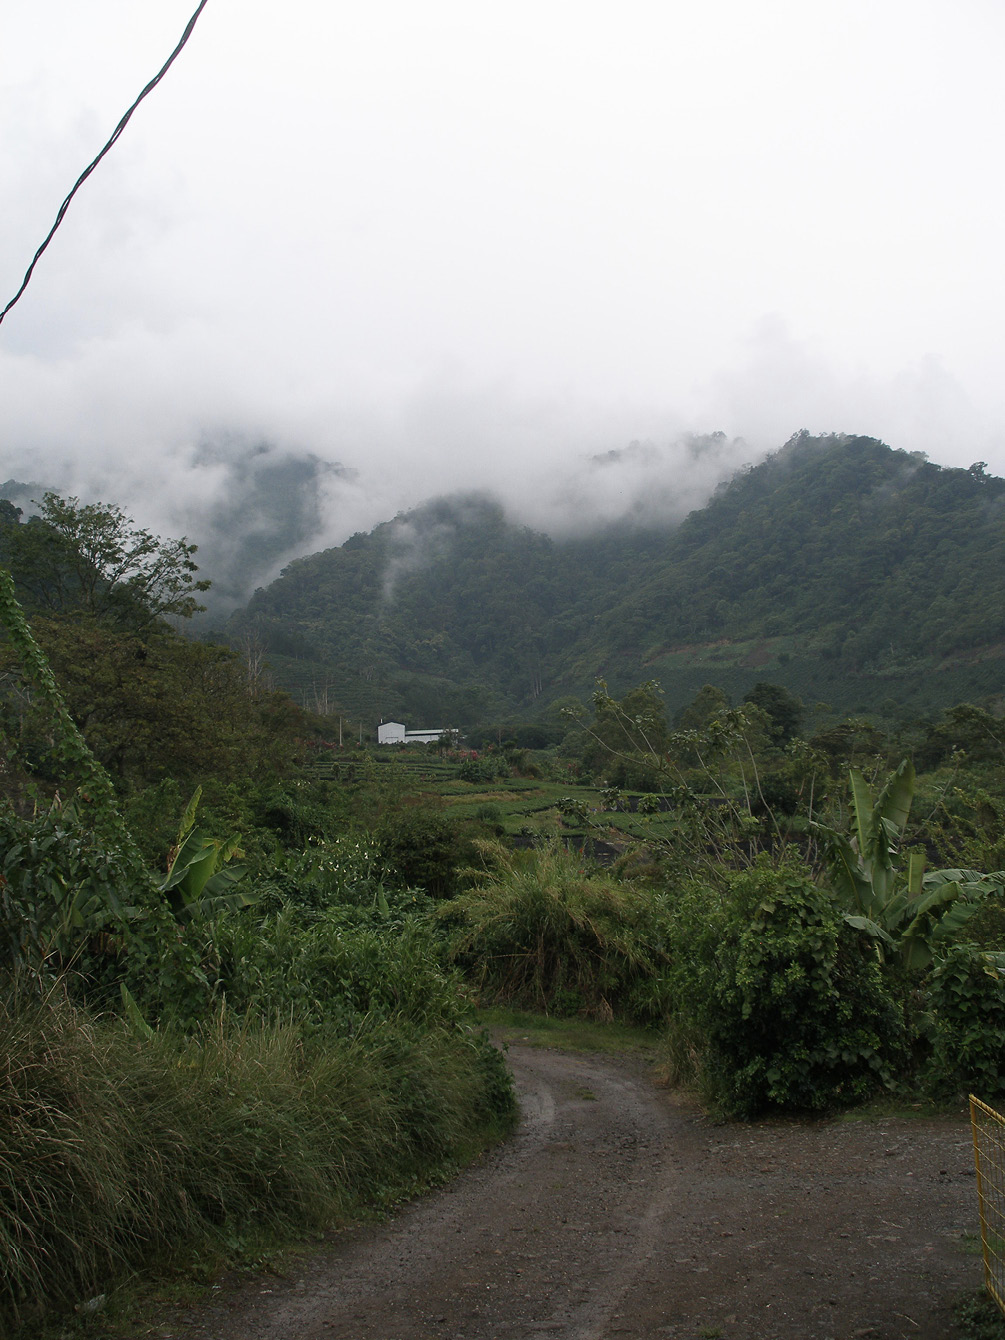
[160,1045,982,1340]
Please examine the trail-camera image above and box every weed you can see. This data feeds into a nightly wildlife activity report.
[955,1290,1005,1339]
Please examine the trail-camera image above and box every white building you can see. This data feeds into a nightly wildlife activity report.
[377,720,453,745]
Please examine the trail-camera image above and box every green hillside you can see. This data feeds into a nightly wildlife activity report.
[229,433,1005,726]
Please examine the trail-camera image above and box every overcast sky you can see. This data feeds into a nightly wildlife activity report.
[2,0,1004,576]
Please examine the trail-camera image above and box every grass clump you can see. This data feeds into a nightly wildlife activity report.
[0,983,514,1335]
[441,839,673,1022]
[206,899,467,1035]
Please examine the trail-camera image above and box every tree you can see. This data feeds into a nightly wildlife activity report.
[916,702,1005,769]
[675,684,730,731]
[0,493,209,628]
[580,681,670,788]
[808,718,887,773]
[743,682,803,744]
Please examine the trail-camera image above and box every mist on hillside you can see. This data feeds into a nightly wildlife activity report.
[5,400,995,619]
[0,423,762,613]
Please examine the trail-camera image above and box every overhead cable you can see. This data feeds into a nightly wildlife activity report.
[0,0,210,328]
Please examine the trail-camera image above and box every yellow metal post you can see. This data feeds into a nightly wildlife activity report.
[970,1094,1005,1316]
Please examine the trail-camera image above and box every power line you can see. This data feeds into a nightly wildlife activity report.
[0,0,211,329]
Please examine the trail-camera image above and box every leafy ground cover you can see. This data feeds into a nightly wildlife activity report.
[956,1291,1005,1339]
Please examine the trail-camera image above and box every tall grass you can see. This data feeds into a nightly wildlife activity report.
[441,839,673,1021]
[0,983,513,1335]
[205,901,466,1033]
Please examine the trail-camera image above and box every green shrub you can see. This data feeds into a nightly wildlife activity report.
[665,858,906,1117]
[273,832,388,909]
[0,799,213,1029]
[475,803,503,826]
[251,779,346,850]
[441,839,673,1022]
[0,800,142,979]
[458,757,507,784]
[956,889,1005,953]
[927,945,1005,1099]
[376,806,472,898]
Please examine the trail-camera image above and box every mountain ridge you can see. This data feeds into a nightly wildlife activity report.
[227,432,1005,728]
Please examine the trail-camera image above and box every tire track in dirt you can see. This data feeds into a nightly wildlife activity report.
[166,1045,982,1340]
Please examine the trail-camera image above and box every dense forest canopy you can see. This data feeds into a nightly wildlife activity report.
[227,433,1005,728]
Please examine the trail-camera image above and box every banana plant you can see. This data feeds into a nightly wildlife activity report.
[814,760,1004,970]
[160,787,254,920]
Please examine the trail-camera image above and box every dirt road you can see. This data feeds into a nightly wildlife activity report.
[169,1045,983,1340]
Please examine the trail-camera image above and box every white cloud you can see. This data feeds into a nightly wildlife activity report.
[2,0,1005,596]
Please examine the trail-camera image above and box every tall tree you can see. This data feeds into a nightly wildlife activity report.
[0,493,209,628]
[743,682,804,744]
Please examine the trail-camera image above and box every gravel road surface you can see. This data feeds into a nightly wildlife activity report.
[161,1044,982,1340]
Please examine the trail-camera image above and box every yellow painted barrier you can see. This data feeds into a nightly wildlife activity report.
[971,1095,1005,1316]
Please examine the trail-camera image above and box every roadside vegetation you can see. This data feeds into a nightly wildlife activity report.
[3,492,1005,1333]
[0,498,514,1338]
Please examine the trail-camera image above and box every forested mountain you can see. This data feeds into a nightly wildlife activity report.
[229,433,1005,727]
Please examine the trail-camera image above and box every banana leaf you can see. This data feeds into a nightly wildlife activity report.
[871,758,914,840]
[159,789,252,920]
[842,913,895,946]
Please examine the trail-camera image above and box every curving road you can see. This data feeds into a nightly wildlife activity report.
[174,1044,981,1340]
